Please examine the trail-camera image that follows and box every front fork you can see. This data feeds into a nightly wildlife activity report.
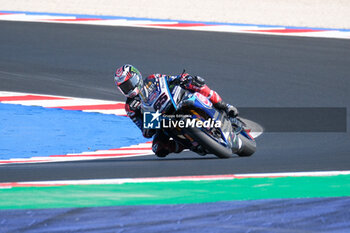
[229,117,245,153]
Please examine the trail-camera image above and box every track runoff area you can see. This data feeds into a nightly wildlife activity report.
[0,10,350,39]
[0,11,349,232]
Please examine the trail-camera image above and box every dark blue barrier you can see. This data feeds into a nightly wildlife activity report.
[1,197,349,232]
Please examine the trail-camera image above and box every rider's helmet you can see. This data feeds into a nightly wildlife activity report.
[114,64,143,98]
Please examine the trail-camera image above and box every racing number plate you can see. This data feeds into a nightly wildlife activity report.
[153,77,171,112]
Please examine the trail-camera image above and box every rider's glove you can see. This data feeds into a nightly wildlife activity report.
[179,75,206,88]
[178,73,192,87]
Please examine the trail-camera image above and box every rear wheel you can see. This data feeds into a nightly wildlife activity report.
[186,126,232,159]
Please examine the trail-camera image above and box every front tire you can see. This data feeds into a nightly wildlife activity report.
[236,134,256,157]
[186,127,232,159]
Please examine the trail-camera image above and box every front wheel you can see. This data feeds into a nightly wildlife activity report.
[236,134,256,157]
[186,127,233,159]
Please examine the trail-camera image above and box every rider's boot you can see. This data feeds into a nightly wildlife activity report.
[214,100,239,118]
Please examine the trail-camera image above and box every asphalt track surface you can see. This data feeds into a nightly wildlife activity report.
[0,21,349,182]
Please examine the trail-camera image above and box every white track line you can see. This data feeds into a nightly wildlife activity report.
[0,170,349,188]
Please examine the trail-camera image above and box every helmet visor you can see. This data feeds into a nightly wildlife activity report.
[118,74,140,96]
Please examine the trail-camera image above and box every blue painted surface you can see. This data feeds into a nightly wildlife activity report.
[1,10,349,31]
[1,197,349,232]
[0,103,146,159]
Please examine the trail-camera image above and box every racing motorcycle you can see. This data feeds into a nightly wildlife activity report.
[141,75,256,158]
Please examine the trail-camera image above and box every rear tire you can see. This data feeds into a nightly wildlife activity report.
[186,127,232,159]
[237,134,256,157]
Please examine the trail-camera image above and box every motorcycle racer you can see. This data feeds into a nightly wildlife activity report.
[114,64,238,157]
